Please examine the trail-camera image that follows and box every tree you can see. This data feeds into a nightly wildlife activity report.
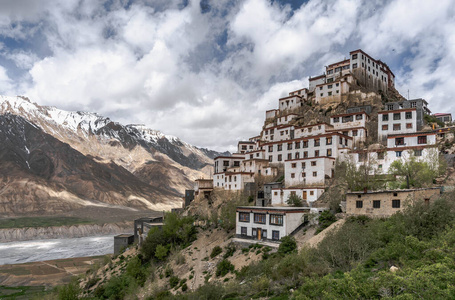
[286,194,303,207]
[389,152,439,188]
[155,244,169,260]
[278,236,297,255]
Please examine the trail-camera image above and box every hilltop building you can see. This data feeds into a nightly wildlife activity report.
[345,188,441,218]
[208,49,442,242]
[433,113,452,124]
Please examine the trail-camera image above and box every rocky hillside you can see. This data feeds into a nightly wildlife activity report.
[0,114,181,215]
[0,96,224,172]
[0,96,228,216]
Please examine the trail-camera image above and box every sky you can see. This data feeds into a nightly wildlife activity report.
[0,0,454,152]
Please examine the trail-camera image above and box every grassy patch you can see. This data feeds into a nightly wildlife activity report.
[0,285,47,299]
[0,217,96,229]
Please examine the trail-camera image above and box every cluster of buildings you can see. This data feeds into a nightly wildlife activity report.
[200,49,452,243]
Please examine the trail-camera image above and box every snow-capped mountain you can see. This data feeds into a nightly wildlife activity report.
[0,96,228,216]
[0,96,223,171]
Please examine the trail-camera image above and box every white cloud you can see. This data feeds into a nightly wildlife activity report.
[0,66,14,95]
[0,0,454,151]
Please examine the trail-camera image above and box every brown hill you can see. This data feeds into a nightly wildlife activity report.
[0,114,180,216]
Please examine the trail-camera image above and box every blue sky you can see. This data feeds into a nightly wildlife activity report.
[0,0,454,151]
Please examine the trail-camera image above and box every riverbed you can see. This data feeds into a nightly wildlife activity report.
[0,235,115,265]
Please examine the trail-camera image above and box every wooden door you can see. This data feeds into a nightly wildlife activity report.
[302,191,307,200]
[257,228,262,240]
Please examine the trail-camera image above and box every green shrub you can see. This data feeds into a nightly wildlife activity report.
[181,283,188,292]
[125,256,147,286]
[223,243,236,259]
[316,210,337,233]
[278,236,297,255]
[216,259,235,277]
[165,265,173,278]
[169,276,179,288]
[155,244,169,260]
[141,212,197,262]
[58,279,80,300]
[210,246,223,258]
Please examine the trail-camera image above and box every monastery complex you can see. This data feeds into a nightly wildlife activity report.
[196,49,453,242]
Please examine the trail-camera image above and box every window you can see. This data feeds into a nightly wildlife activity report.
[387,104,394,110]
[406,123,413,129]
[418,136,427,144]
[272,230,280,240]
[326,137,332,145]
[410,101,416,108]
[405,112,412,119]
[234,161,240,167]
[373,200,380,208]
[356,200,363,208]
[280,131,284,136]
[335,67,342,72]
[315,150,320,156]
[327,149,332,156]
[269,155,272,162]
[254,213,266,224]
[311,161,317,166]
[241,227,247,235]
[352,54,358,59]
[287,153,292,160]
[291,173,295,178]
[327,78,333,83]
[382,125,388,131]
[239,212,250,222]
[302,162,306,169]
[377,152,385,160]
[328,84,332,89]
[356,114,363,120]
[313,171,317,177]
[270,215,283,225]
[302,172,306,177]
[291,163,296,168]
[396,151,402,157]
[333,117,340,123]
[268,145,273,152]
[382,114,389,121]
[314,139,320,146]
[328,91,332,96]
[392,200,401,208]
[277,144,282,151]
[303,151,308,158]
[395,137,405,146]
[414,149,422,156]
[320,93,323,97]
[310,191,314,196]
[393,124,401,131]
[353,130,358,136]
[295,141,300,149]
[352,63,358,68]
[393,113,401,120]
[278,154,282,161]
[303,141,308,148]
[336,83,339,87]
[319,86,323,90]
[288,143,293,150]
[295,152,300,159]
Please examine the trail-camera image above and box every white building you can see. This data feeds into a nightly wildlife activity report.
[378,108,417,142]
[329,111,369,148]
[271,188,325,206]
[351,131,438,174]
[236,206,310,241]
